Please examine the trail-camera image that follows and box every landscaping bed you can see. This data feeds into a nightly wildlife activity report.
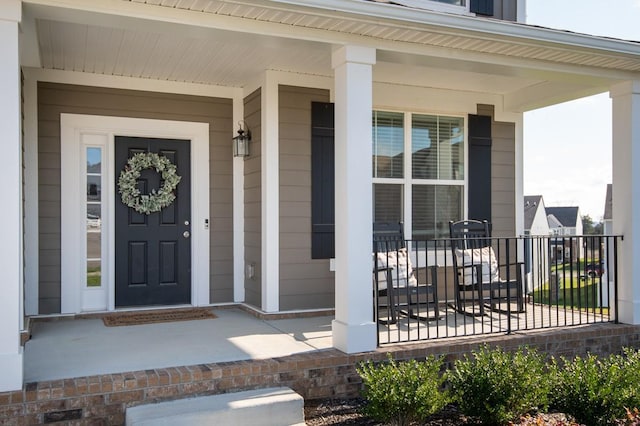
[304,345,640,426]
[304,399,581,425]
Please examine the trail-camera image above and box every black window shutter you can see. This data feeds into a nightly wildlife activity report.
[470,0,494,16]
[468,114,492,223]
[311,102,335,259]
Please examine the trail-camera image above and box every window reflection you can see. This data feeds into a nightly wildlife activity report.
[86,147,102,288]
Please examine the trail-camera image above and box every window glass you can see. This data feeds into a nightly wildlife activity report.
[412,114,464,180]
[412,185,462,240]
[86,147,102,288]
[438,116,464,180]
[373,111,404,179]
[433,0,463,5]
[373,184,403,223]
[412,114,437,179]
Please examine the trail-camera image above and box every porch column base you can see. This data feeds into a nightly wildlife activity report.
[0,351,23,392]
[332,319,377,354]
[616,298,640,325]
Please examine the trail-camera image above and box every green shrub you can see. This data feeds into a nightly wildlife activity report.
[356,354,448,426]
[552,348,640,426]
[447,344,552,424]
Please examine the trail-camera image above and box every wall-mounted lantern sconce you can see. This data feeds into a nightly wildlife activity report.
[233,121,251,157]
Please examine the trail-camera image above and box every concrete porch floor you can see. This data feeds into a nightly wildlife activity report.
[24,307,334,383]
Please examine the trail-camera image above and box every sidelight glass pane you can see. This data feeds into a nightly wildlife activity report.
[86,147,101,174]
[373,111,404,179]
[87,261,101,288]
[373,184,403,223]
[87,176,101,202]
[86,147,102,288]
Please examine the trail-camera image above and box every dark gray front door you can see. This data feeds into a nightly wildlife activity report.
[115,136,191,307]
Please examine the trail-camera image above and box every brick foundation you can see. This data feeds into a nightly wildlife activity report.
[2,323,639,425]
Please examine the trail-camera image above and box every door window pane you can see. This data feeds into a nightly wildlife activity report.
[373,111,404,179]
[373,184,403,223]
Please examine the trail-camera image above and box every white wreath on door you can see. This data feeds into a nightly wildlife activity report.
[118,152,182,215]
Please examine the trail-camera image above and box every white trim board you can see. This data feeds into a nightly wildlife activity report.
[60,114,210,313]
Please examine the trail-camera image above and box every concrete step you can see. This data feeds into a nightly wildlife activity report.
[126,387,305,426]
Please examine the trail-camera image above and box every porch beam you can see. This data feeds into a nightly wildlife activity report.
[331,45,377,353]
[0,0,24,392]
[611,80,640,325]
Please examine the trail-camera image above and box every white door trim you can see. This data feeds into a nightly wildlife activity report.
[61,114,210,313]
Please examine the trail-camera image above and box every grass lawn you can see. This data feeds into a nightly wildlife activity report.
[531,276,608,314]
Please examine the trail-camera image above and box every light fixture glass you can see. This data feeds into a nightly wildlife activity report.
[233,121,251,157]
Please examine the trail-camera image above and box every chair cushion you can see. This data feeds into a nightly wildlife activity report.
[454,246,500,285]
[374,248,417,290]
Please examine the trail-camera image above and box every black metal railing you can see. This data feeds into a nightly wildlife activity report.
[373,234,622,346]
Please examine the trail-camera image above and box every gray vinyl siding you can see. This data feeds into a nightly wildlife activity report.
[37,82,233,313]
[475,105,516,237]
[279,86,334,310]
[491,120,516,237]
[243,89,262,308]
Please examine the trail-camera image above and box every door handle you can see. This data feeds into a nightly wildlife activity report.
[183,231,190,239]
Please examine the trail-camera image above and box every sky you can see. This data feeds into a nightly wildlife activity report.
[523,0,640,220]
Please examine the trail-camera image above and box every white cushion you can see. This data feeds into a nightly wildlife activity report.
[374,248,417,290]
[455,246,500,285]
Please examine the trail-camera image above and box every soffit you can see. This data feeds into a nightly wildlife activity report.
[125,0,640,74]
[25,0,640,111]
[35,19,332,87]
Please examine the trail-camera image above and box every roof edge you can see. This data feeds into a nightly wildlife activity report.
[268,0,640,57]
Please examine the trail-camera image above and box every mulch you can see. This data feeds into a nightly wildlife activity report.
[102,308,216,327]
[304,399,583,425]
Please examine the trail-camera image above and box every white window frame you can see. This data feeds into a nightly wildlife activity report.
[372,109,467,242]
[61,114,210,313]
[392,0,471,15]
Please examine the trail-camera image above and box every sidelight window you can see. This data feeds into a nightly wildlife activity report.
[86,147,102,288]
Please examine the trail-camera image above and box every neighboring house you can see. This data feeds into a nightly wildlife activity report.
[2,0,640,393]
[523,195,550,291]
[546,206,584,262]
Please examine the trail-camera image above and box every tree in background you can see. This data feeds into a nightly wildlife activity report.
[582,214,603,235]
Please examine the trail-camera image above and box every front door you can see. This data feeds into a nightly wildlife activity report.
[115,136,191,307]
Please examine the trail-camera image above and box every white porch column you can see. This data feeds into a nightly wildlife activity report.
[331,45,377,353]
[261,72,279,312]
[233,93,246,303]
[610,80,640,324]
[0,0,24,392]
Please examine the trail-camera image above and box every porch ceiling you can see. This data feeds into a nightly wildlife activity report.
[23,0,640,111]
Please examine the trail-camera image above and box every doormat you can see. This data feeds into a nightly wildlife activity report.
[103,308,216,327]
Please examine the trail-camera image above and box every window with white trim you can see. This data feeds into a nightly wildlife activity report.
[372,110,464,240]
[433,0,464,5]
